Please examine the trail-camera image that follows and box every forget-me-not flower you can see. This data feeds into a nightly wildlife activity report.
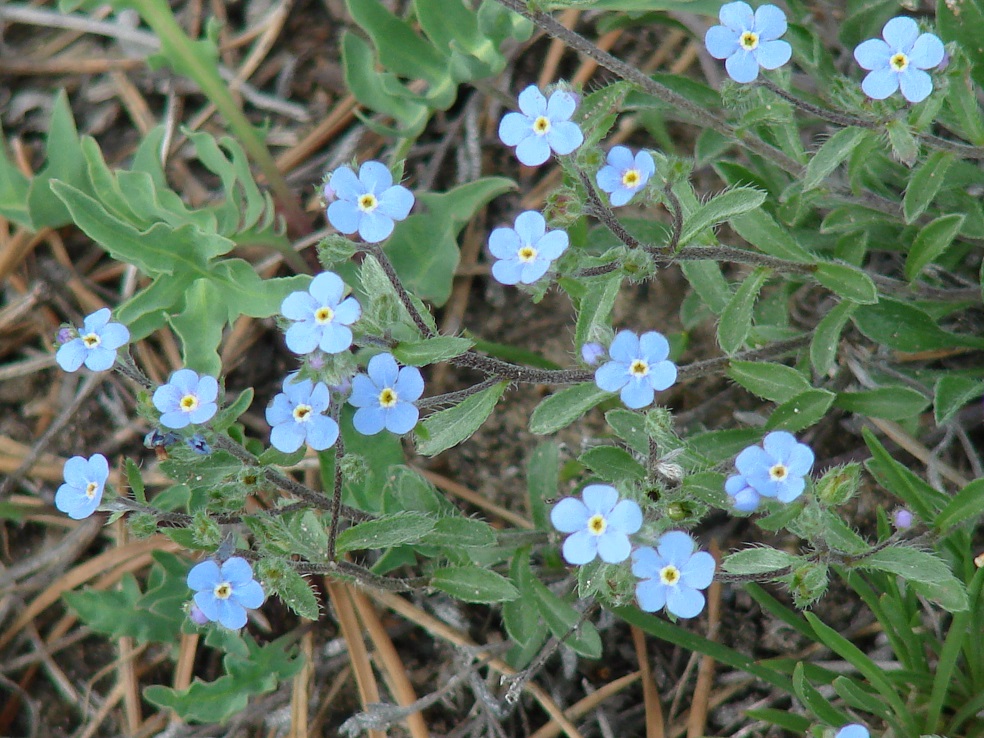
[835,726,869,738]
[596,147,655,206]
[704,2,792,83]
[281,272,361,355]
[595,330,677,409]
[266,375,339,453]
[632,531,715,618]
[187,557,265,630]
[551,484,642,565]
[734,431,814,503]
[725,473,764,512]
[349,353,424,435]
[153,369,219,429]
[489,211,568,285]
[326,161,414,243]
[854,17,944,103]
[498,85,584,166]
[55,308,130,373]
[56,453,109,520]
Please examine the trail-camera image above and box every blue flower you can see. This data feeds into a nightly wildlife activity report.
[489,211,568,285]
[55,308,130,372]
[854,17,944,103]
[704,2,792,83]
[349,353,424,435]
[595,147,655,206]
[550,484,642,565]
[153,369,219,429]
[266,374,339,453]
[186,434,212,455]
[594,330,677,409]
[326,161,414,243]
[56,453,109,519]
[632,531,715,618]
[187,557,265,630]
[835,725,869,738]
[498,85,584,166]
[281,272,361,355]
[734,431,814,503]
[725,473,764,512]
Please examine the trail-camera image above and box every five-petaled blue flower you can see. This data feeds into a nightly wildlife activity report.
[326,161,414,243]
[551,484,642,565]
[55,308,130,373]
[489,211,569,285]
[854,17,944,103]
[595,330,677,409]
[153,369,219,429]
[281,272,361,355]
[632,531,715,618]
[56,453,109,520]
[187,557,265,630]
[704,2,792,83]
[498,85,584,167]
[349,353,424,435]
[734,431,814,504]
[835,725,869,738]
[596,147,655,206]
[266,374,339,453]
[724,473,763,512]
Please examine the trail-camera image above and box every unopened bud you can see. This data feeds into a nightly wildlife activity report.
[581,342,605,366]
[892,508,914,530]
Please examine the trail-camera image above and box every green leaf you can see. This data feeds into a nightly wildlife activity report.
[530,577,602,658]
[730,210,814,263]
[904,214,965,281]
[937,0,984,88]
[765,389,835,432]
[431,565,519,603]
[680,259,732,315]
[803,127,869,191]
[605,408,649,455]
[903,151,955,223]
[335,512,436,554]
[416,381,507,456]
[574,273,622,348]
[834,387,930,421]
[341,32,428,134]
[717,266,769,355]
[257,561,320,620]
[792,662,851,726]
[0,125,33,228]
[853,298,984,352]
[863,427,949,521]
[810,301,856,376]
[722,547,799,576]
[392,336,474,366]
[678,186,767,247]
[743,709,811,734]
[728,361,812,404]
[529,383,609,435]
[885,118,919,167]
[934,375,984,425]
[27,90,91,228]
[503,550,548,651]
[578,446,646,483]
[421,516,497,548]
[526,442,559,530]
[813,262,878,304]
[935,478,984,535]
[860,548,968,612]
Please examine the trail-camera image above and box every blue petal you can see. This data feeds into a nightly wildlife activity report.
[882,16,919,52]
[608,330,640,363]
[786,443,815,476]
[656,530,695,568]
[55,485,89,519]
[159,410,191,429]
[862,68,899,99]
[309,272,345,305]
[735,445,770,476]
[515,135,551,167]
[285,322,320,354]
[719,1,753,31]
[854,38,891,70]
[513,210,546,243]
[56,340,86,372]
[546,89,576,121]
[188,401,217,425]
[98,322,130,350]
[546,121,583,155]
[551,497,589,533]
[753,4,787,40]
[595,164,623,195]
[596,532,631,563]
[187,560,221,590]
[519,259,551,284]
[776,476,806,503]
[317,323,353,354]
[266,393,293,426]
[835,726,870,738]
[394,366,425,402]
[353,406,386,435]
[899,68,933,103]
[498,112,532,147]
[196,375,219,403]
[648,361,677,392]
[726,49,761,83]
[635,578,668,612]
[594,361,629,392]
[215,599,247,629]
[194,591,222,622]
[384,402,418,434]
[492,259,524,285]
[329,166,362,200]
[517,85,546,117]
[233,580,265,609]
[377,185,414,220]
[367,353,400,386]
[327,200,362,235]
[535,231,568,260]
[607,146,635,169]
[609,186,635,207]
[348,374,379,407]
[562,530,598,565]
[358,211,395,243]
[635,151,655,178]
[309,382,331,413]
[281,290,316,321]
[755,39,791,70]
[909,33,944,69]
[680,550,715,589]
[271,422,305,453]
[358,160,393,193]
[638,331,669,362]
[221,557,255,587]
[581,484,618,515]
[621,379,655,409]
[705,25,739,60]
[666,585,705,618]
[763,431,796,461]
[733,486,762,511]
[84,346,117,371]
[306,416,339,450]
[83,308,111,331]
[333,297,362,325]
[489,226,521,259]
[607,499,642,534]
[88,453,109,482]
[631,546,662,578]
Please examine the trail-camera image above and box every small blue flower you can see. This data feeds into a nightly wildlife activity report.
[489,211,568,285]
[892,508,914,530]
[153,369,219,430]
[835,726,869,738]
[595,147,655,206]
[187,557,265,630]
[266,374,339,453]
[498,85,584,166]
[55,308,130,373]
[704,2,792,83]
[581,342,606,366]
[551,484,642,565]
[734,431,814,503]
[326,161,414,243]
[349,353,424,435]
[632,531,715,618]
[725,473,764,512]
[186,434,212,455]
[854,17,944,103]
[594,330,677,409]
[281,272,361,355]
[56,454,109,520]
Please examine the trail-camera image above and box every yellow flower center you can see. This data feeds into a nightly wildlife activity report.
[660,564,681,585]
[769,463,788,482]
[890,52,909,72]
[629,359,649,377]
[740,31,759,50]
[533,115,551,135]
[213,582,232,600]
[379,388,398,408]
[518,246,537,263]
[315,306,334,324]
[85,481,99,499]
[587,513,607,536]
[293,404,313,423]
[622,169,641,188]
[82,332,101,349]
[180,394,199,413]
[358,193,379,212]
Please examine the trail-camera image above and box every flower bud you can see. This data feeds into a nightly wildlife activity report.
[580,342,605,366]
[189,602,210,626]
[892,508,914,530]
[187,434,211,455]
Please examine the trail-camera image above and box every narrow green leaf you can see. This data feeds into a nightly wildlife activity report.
[27,90,90,228]
[903,151,955,223]
[392,336,474,366]
[730,210,814,263]
[834,387,930,421]
[531,578,602,658]
[885,118,919,167]
[578,446,646,483]
[904,214,965,281]
[680,260,731,315]
[803,127,869,191]
[862,427,949,521]
[765,389,835,432]
[935,479,984,535]
[717,267,769,355]
[421,516,497,548]
[503,551,548,650]
[417,381,507,456]
[529,383,609,435]
[604,408,649,455]
[933,375,984,425]
[793,662,851,726]
[526,442,558,530]
[813,262,878,304]
[678,186,767,246]
[0,124,31,228]
[431,565,520,603]
[728,361,812,404]
[722,547,799,576]
[860,548,969,612]
[574,273,621,348]
[854,298,984,352]
[810,301,856,376]
[335,512,436,554]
